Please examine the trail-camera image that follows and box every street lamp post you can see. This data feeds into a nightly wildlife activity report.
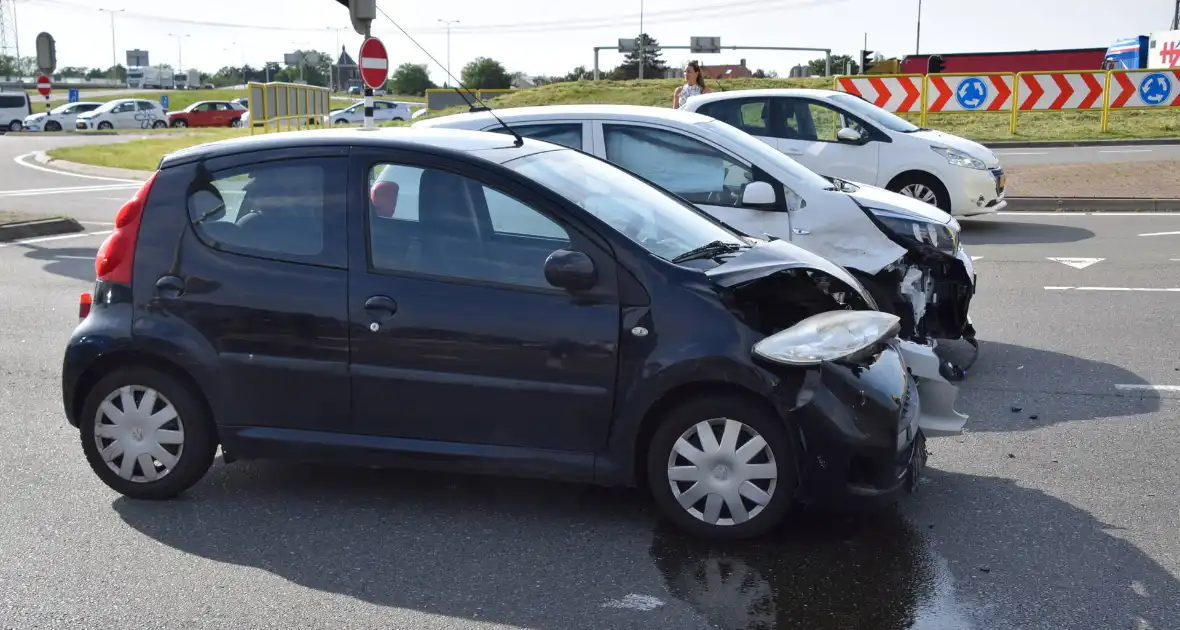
[167,32,189,87]
[327,27,347,91]
[915,0,923,55]
[98,8,125,81]
[438,19,459,85]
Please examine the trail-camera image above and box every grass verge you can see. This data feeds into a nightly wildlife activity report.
[45,78,1180,171]
[47,129,248,172]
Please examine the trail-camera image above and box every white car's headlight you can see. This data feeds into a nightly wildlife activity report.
[753,311,901,366]
[931,146,987,170]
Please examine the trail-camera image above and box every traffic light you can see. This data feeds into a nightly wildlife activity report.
[927,54,945,75]
[334,0,376,36]
[860,49,874,74]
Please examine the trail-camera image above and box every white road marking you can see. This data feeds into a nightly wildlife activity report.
[601,594,665,611]
[0,183,139,198]
[1098,149,1154,153]
[970,255,984,261]
[12,151,143,183]
[992,151,1049,155]
[0,230,111,248]
[1046,257,1104,269]
[78,221,114,226]
[1046,286,1180,292]
[1139,230,1180,236]
[1115,384,1180,392]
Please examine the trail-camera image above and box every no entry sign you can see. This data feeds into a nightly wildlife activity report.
[358,37,389,90]
[36,74,51,97]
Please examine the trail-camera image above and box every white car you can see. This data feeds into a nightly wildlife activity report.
[681,89,1007,217]
[75,99,169,131]
[23,101,102,132]
[417,104,978,437]
[327,100,413,125]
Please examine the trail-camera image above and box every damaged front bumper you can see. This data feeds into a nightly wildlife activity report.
[898,339,968,436]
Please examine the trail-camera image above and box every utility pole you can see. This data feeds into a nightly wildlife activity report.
[638,0,645,80]
[438,19,459,85]
[915,0,922,55]
[167,32,189,86]
[99,8,124,81]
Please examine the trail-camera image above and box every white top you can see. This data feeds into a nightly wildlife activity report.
[676,84,702,109]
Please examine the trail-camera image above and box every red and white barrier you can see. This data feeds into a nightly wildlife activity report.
[1019,72,1104,111]
[925,74,1014,112]
[1107,70,1180,109]
[835,75,922,113]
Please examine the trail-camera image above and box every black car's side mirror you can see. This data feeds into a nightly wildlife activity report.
[544,249,598,291]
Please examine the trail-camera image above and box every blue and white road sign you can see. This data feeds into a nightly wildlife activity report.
[1139,73,1172,106]
[956,77,988,110]
[160,94,169,109]
[67,88,78,103]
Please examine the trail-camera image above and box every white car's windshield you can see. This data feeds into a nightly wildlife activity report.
[828,93,921,133]
[503,148,747,262]
[50,103,78,115]
[697,119,834,190]
[92,101,121,114]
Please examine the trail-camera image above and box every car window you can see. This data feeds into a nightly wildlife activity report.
[79,104,99,112]
[696,98,771,137]
[0,95,26,108]
[781,99,845,143]
[137,101,157,111]
[369,163,571,290]
[490,123,583,150]
[115,102,135,113]
[602,124,755,208]
[187,157,347,268]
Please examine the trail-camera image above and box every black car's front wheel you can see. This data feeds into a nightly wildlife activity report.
[79,367,217,500]
[646,395,799,540]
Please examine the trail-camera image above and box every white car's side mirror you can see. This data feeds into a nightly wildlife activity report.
[741,181,777,206]
[837,127,865,144]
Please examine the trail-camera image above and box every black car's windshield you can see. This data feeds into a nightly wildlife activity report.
[828,93,921,133]
[502,148,747,262]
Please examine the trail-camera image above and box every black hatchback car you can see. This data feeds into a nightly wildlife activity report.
[63,127,926,539]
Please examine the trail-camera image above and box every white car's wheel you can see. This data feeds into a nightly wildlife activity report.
[79,367,217,500]
[646,395,799,540]
[97,121,114,130]
[8,120,21,131]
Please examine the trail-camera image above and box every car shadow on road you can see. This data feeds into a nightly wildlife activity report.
[110,461,1180,629]
[18,245,96,282]
[938,339,1159,432]
[958,219,1094,246]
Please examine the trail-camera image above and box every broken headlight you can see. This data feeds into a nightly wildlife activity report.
[875,215,958,253]
[753,310,902,366]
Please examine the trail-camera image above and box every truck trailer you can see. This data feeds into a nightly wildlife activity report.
[901,48,1108,74]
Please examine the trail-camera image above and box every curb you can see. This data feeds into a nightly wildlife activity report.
[1005,197,1180,212]
[0,217,84,243]
[33,151,151,181]
[985,138,1180,149]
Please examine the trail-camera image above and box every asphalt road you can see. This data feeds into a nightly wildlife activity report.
[992,143,1180,166]
[2,137,1180,629]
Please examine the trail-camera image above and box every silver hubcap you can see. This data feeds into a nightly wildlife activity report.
[667,418,778,526]
[900,183,939,205]
[93,385,184,483]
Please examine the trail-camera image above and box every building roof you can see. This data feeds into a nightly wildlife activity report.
[700,64,752,79]
[336,46,356,67]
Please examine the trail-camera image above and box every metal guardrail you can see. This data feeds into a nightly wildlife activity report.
[247,81,332,134]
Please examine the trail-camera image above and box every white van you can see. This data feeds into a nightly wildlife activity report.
[682,89,1007,217]
[0,91,33,132]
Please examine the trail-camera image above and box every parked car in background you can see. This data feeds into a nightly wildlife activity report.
[63,127,926,540]
[682,89,1007,217]
[418,104,978,437]
[0,90,32,132]
[167,101,246,128]
[23,101,102,132]
[327,100,412,124]
[75,99,168,130]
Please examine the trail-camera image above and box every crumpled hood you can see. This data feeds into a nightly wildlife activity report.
[705,238,871,300]
[842,182,954,225]
[910,129,999,167]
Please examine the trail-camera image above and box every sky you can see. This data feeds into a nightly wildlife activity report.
[6,0,1176,83]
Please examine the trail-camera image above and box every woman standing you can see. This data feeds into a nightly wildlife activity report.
[673,60,711,109]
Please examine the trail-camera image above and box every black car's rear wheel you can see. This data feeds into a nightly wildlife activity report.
[79,367,216,500]
[646,395,799,540]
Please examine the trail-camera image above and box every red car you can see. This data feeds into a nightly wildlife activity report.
[167,101,245,128]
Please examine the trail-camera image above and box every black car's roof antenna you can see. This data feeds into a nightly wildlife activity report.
[376,6,524,147]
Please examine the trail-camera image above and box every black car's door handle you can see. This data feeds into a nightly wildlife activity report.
[155,275,185,299]
[363,295,398,318]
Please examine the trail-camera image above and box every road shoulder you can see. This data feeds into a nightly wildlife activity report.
[0,210,84,243]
